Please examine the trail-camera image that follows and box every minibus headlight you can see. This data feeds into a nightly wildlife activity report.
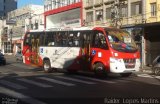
[136,58,140,63]
[110,57,120,63]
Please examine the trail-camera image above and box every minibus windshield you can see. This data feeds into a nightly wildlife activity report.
[107,30,138,53]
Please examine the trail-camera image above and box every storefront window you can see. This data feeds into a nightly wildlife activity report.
[86,11,93,23]
[106,7,111,19]
[96,9,103,21]
[131,1,142,16]
[44,0,81,11]
[151,3,157,17]
[119,4,128,17]
[4,42,13,53]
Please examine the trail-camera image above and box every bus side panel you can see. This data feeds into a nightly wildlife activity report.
[90,48,111,71]
[23,46,43,66]
[65,50,81,71]
[22,32,43,67]
[22,45,31,65]
[90,28,111,72]
[39,47,81,69]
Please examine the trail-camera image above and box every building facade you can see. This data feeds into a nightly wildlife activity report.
[0,19,7,52]
[0,0,17,17]
[0,0,17,53]
[44,0,82,29]
[83,0,146,27]
[2,5,44,55]
[142,0,160,66]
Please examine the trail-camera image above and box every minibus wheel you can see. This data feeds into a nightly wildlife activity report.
[120,73,132,77]
[3,60,6,65]
[43,59,52,73]
[67,69,77,74]
[94,62,107,77]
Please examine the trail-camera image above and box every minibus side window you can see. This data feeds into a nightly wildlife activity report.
[93,31,108,49]
[43,32,55,46]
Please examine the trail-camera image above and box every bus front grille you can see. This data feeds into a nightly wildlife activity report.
[123,58,136,69]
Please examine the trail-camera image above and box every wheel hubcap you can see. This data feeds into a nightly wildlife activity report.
[155,68,160,75]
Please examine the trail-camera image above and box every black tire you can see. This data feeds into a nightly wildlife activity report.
[3,61,6,65]
[120,73,132,77]
[67,69,77,74]
[153,67,160,76]
[43,59,52,73]
[93,62,107,77]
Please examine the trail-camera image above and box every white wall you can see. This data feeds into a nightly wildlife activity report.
[23,5,44,32]
[46,8,81,29]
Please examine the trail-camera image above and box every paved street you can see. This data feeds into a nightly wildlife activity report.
[0,55,160,104]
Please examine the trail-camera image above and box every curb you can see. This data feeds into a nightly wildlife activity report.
[136,68,152,75]
[142,70,152,73]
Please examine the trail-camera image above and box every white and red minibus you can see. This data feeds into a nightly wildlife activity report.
[22,27,141,77]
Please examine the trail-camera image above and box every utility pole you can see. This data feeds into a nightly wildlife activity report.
[10,29,13,53]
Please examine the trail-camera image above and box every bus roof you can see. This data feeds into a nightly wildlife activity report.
[27,30,45,33]
[27,27,123,33]
[46,27,93,31]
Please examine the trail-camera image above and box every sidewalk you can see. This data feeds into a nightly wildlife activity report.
[138,66,153,74]
[4,54,16,61]
[4,54,40,70]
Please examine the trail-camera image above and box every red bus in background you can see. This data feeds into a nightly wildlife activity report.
[22,27,140,77]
